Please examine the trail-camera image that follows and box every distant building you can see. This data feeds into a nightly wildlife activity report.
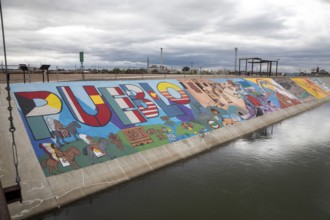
[311,67,329,76]
[148,65,170,73]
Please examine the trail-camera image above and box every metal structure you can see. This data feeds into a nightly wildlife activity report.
[39,64,50,82]
[19,64,29,83]
[238,57,280,76]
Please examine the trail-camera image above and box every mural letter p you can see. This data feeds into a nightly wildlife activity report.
[14,91,62,140]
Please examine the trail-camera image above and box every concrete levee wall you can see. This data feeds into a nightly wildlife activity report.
[0,77,329,219]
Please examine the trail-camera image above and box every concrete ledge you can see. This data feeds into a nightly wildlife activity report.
[115,153,152,179]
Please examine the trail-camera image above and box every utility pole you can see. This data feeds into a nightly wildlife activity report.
[235,47,238,73]
[160,47,163,71]
[80,51,84,80]
[147,57,149,71]
[161,47,165,78]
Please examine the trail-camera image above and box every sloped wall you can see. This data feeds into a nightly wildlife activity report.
[1,77,329,219]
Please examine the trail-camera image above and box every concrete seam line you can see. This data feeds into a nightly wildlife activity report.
[46,178,61,209]
[114,159,129,180]
[162,145,172,156]
[138,152,153,170]
[80,169,85,186]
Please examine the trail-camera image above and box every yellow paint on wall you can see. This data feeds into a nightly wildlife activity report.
[157,82,181,92]
[244,78,277,92]
[291,78,328,99]
[46,93,62,110]
[90,95,104,104]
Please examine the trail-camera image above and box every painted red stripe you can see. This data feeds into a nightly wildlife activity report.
[162,91,189,98]
[144,113,158,117]
[96,105,111,122]
[178,91,188,95]
[115,87,125,95]
[122,97,134,108]
[138,105,157,110]
[17,91,50,100]
[84,86,99,95]
[146,105,157,109]
[143,112,158,116]
[63,86,98,125]
[132,110,146,122]
[63,87,85,122]
[141,108,158,113]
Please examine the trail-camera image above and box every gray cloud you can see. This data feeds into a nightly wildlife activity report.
[1,0,330,73]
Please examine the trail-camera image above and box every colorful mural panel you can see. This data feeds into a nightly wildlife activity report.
[179,78,247,127]
[273,77,315,102]
[10,78,330,177]
[309,77,330,94]
[209,78,286,120]
[12,80,216,176]
[243,78,301,108]
[291,78,329,99]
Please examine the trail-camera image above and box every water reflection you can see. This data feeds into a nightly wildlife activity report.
[243,125,274,141]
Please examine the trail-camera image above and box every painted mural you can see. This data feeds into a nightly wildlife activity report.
[291,78,329,99]
[208,78,301,121]
[273,77,315,102]
[309,77,330,94]
[179,78,246,128]
[12,80,215,176]
[10,78,330,177]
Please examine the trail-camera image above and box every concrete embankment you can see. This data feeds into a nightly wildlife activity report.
[0,77,329,219]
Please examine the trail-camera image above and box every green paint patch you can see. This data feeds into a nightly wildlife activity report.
[135,124,170,151]
[176,122,205,137]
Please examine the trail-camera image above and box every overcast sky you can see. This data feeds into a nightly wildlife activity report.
[1,0,330,72]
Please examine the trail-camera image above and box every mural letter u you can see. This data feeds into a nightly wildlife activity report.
[58,86,111,126]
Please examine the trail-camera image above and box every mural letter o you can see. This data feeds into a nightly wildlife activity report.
[157,82,190,104]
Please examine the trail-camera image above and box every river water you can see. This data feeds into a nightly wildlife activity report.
[39,102,330,220]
